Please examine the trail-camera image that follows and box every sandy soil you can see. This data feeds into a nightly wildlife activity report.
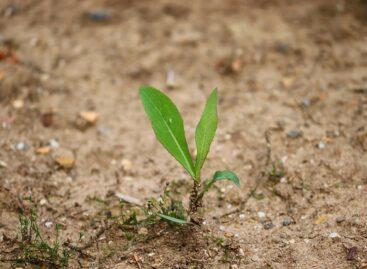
[1,0,367,268]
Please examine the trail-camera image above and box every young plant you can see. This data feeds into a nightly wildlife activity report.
[139,86,239,224]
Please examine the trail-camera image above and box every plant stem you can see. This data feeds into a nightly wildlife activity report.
[189,180,202,214]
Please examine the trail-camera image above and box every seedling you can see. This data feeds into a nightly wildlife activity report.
[139,86,239,224]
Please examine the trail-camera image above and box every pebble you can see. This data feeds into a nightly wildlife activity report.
[257,211,266,218]
[287,129,303,138]
[315,215,328,225]
[12,99,24,109]
[121,159,132,171]
[52,148,75,168]
[238,248,245,257]
[166,70,179,89]
[49,139,60,148]
[44,220,53,228]
[263,221,275,230]
[87,10,110,21]
[147,252,155,257]
[301,98,311,107]
[230,265,238,269]
[329,232,340,238]
[39,198,47,206]
[282,218,294,226]
[239,214,245,219]
[317,141,326,149]
[219,225,226,231]
[224,232,234,238]
[36,146,51,155]
[0,160,8,168]
[15,142,27,151]
[79,111,99,124]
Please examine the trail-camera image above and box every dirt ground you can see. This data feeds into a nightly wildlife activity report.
[1,0,367,268]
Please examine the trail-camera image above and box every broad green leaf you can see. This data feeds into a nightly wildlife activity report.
[194,89,218,179]
[157,213,187,224]
[212,170,240,187]
[139,86,195,178]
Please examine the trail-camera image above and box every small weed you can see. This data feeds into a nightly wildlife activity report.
[16,207,69,268]
[139,86,240,224]
[268,163,285,184]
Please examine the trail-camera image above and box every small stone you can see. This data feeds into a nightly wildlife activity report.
[263,221,275,230]
[41,111,54,127]
[329,232,339,238]
[239,214,245,219]
[275,42,290,54]
[12,99,24,109]
[79,111,99,124]
[36,146,51,155]
[287,129,303,138]
[219,225,225,231]
[121,159,132,171]
[15,142,27,151]
[317,141,326,149]
[147,252,155,257]
[289,239,295,244]
[230,265,238,269]
[86,10,111,21]
[138,227,148,235]
[0,160,8,168]
[282,218,294,226]
[166,70,179,89]
[238,248,245,257]
[52,148,75,168]
[301,98,311,107]
[49,139,60,148]
[281,77,294,88]
[257,211,266,218]
[39,198,47,206]
[224,232,234,238]
[315,215,328,225]
[336,216,345,224]
[44,220,53,228]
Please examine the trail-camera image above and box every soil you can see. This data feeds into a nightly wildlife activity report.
[1,0,367,268]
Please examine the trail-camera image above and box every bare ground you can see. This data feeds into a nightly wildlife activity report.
[0,0,367,268]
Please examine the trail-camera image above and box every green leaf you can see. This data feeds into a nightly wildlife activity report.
[212,170,240,187]
[157,213,187,224]
[139,86,195,178]
[194,89,218,179]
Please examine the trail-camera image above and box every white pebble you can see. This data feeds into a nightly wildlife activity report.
[317,141,326,149]
[257,211,266,218]
[329,232,340,238]
[39,199,47,206]
[44,221,53,228]
[219,225,225,231]
[49,139,60,148]
[239,214,245,219]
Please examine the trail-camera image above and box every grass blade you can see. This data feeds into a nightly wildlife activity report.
[194,89,218,180]
[139,86,195,178]
[158,213,187,224]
